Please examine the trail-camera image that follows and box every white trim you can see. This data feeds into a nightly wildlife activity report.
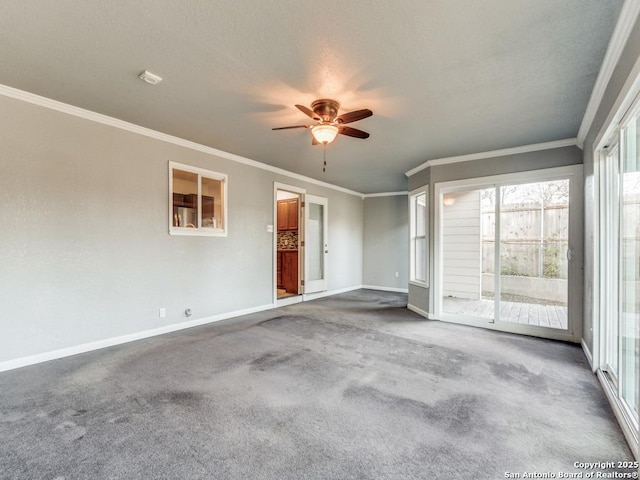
[362,191,408,198]
[274,182,307,195]
[407,303,431,319]
[577,0,640,148]
[0,83,364,199]
[273,182,306,305]
[597,370,640,461]
[0,303,273,373]
[591,89,640,460]
[409,186,429,287]
[0,284,369,373]
[405,138,577,177]
[276,295,303,307]
[303,194,329,294]
[432,165,583,343]
[594,54,640,151]
[436,313,580,343]
[302,285,361,302]
[433,164,582,191]
[169,161,228,236]
[581,338,594,371]
[362,285,408,293]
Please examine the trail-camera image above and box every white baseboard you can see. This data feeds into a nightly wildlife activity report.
[407,303,430,319]
[0,284,368,373]
[0,303,274,373]
[302,285,362,302]
[581,338,594,370]
[276,295,303,307]
[362,285,409,293]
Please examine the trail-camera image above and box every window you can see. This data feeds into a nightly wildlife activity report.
[169,162,227,236]
[410,188,428,286]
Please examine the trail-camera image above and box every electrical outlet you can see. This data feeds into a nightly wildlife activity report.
[267,224,274,232]
[395,272,399,278]
[159,308,166,318]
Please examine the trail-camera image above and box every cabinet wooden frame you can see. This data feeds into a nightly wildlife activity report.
[277,199,299,232]
[169,161,228,237]
[279,250,299,294]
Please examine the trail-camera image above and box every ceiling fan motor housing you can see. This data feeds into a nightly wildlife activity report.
[311,99,340,123]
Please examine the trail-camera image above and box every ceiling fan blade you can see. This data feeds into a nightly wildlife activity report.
[336,108,373,124]
[311,136,320,146]
[272,125,309,130]
[338,125,370,139]
[295,104,321,121]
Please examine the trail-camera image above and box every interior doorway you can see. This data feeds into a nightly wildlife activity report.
[273,183,329,305]
[275,188,302,300]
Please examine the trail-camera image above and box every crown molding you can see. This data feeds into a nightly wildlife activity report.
[404,138,577,177]
[592,53,640,151]
[362,191,408,198]
[576,0,640,148]
[0,84,365,199]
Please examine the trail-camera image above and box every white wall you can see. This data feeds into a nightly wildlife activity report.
[362,195,408,291]
[0,94,364,366]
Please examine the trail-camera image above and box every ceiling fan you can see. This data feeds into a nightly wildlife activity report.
[273,99,372,146]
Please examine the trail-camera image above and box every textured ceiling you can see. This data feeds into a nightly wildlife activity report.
[0,1,624,193]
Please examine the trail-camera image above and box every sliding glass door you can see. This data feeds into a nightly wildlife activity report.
[440,187,495,320]
[434,165,581,341]
[599,112,640,429]
[601,145,621,383]
[498,180,570,330]
[620,119,639,424]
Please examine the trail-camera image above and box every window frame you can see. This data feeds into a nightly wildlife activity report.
[593,99,640,456]
[409,186,428,287]
[169,161,228,237]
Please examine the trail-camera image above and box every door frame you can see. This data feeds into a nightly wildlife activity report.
[432,164,583,343]
[273,182,305,307]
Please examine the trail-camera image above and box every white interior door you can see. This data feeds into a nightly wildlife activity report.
[304,194,328,294]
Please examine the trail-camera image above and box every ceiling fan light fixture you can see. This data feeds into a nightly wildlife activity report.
[311,124,339,145]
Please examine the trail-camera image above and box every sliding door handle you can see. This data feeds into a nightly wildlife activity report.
[566,246,574,262]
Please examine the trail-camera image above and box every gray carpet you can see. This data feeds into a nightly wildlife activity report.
[0,289,634,479]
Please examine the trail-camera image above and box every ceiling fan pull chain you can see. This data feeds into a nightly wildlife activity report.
[323,145,327,172]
